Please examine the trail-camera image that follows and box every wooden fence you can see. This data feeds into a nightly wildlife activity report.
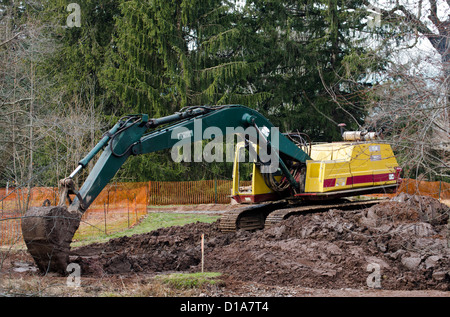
[148,180,233,205]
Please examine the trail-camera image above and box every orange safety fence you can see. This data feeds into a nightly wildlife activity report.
[3,178,447,246]
[1,180,234,246]
[0,183,148,246]
[0,187,59,211]
[0,187,59,247]
[74,182,148,240]
[369,178,450,202]
[397,178,450,200]
[0,211,22,246]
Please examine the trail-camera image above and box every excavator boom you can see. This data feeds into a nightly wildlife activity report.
[70,105,309,212]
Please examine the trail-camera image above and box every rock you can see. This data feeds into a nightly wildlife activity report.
[388,249,406,260]
[424,256,441,269]
[300,225,318,238]
[432,271,447,281]
[365,256,390,269]
[326,243,342,255]
[414,238,440,250]
[272,225,286,239]
[397,222,436,237]
[401,257,422,270]
[376,242,387,253]
[360,208,378,227]
[391,192,408,202]
[377,224,393,233]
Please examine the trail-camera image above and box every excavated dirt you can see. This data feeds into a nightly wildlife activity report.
[70,194,450,292]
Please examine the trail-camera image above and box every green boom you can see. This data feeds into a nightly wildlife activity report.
[68,105,311,213]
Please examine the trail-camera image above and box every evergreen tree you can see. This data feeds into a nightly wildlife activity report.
[240,0,375,141]
[99,0,385,181]
[101,0,269,116]
[102,0,379,135]
[41,0,120,107]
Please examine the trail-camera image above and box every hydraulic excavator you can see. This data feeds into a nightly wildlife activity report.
[21,105,401,274]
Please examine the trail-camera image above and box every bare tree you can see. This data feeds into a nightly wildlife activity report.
[0,3,106,211]
[365,0,450,67]
[364,52,449,179]
[357,1,450,180]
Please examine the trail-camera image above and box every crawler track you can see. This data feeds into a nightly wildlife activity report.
[219,202,286,232]
[219,199,382,232]
[265,199,381,228]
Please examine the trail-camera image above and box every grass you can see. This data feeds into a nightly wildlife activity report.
[154,272,223,290]
[71,212,220,247]
[97,272,225,296]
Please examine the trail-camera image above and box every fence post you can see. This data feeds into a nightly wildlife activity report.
[214,179,218,204]
[104,201,107,235]
[134,193,137,223]
[146,182,150,208]
[107,188,110,214]
[127,197,130,228]
[201,233,205,273]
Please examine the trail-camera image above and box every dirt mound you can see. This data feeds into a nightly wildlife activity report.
[71,195,449,291]
[71,221,221,275]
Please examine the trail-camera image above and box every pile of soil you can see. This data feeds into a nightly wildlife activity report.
[70,194,449,291]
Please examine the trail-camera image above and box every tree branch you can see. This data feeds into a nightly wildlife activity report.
[362,1,448,58]
[0,32,22,48]
[1,98,32,107]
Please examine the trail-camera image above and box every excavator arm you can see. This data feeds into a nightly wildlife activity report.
[68,105,310,213]
[22,105,310,274]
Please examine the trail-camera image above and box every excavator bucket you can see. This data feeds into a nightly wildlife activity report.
[21,206,81,275]
[21,177,84,274]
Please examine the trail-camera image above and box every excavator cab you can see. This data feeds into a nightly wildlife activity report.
[231,141,282,204]
[231,131,402,204]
